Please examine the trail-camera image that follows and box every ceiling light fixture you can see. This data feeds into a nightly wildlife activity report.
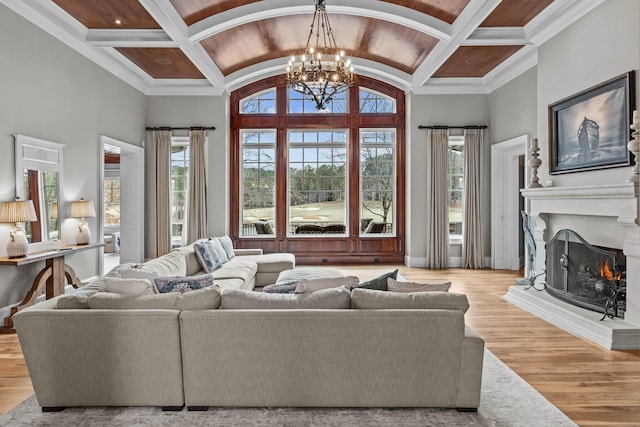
[286,0,354,111]
[155,58,172,65]
[114,19,122,25]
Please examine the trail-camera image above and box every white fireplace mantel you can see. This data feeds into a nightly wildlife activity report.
[507,182,640,350]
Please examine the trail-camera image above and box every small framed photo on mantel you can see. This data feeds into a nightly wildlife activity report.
[548,71,636,174]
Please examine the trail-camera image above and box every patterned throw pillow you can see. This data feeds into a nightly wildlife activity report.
[387,277,451,293]
[263,280,299,294]
[154,274,214,293]
[194,241,223,273]
[210,238,229,264]
[217,235,235,259]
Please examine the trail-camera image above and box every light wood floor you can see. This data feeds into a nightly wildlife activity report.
[1,266,638,426]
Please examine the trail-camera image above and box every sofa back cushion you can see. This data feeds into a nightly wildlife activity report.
[171,246,203,276]
[88,285,221,310]
[294,276,359,293]
[387,277,452,293]
[351,288,469,312]
[104,277,156,295]
[221,286,351,309]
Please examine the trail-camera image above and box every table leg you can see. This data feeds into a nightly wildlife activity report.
[3,263,53,329]
[45,257,65,299]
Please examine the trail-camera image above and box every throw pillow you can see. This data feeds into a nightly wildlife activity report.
[88,286,221,310]
[350,288,469,312]
[387,277,451,293]
[352,269,398,291]
[217,235,235,259]
[103,277,156,295]
[209,238,229,264]
[154,274,214,293]
[263,220,274,234]
[294,276,360,294]
[221,286,351,309]
[194,240,223,273]
[263,281,299,294]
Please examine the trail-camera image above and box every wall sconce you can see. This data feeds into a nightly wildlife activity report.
[0,198,38,258]
[70,198,96,245]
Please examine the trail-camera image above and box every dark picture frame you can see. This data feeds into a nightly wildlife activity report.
[548,71,636,174]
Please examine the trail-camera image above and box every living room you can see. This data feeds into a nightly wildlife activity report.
[0,0,638,425]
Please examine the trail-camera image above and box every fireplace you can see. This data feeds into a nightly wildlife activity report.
[545,229,626,318]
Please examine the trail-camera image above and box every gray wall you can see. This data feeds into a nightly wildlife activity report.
[0,5,146,309]
[489,67,537,145]
[536,0,639,187]
[406,93,491,266]
[145,95,229,257]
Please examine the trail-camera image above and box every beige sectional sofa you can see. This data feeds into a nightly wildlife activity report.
[13,245,485,413]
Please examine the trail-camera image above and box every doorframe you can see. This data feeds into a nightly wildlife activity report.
[491,134,529,270]
[99,135,145,274]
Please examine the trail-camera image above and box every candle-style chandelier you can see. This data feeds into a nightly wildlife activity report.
[286,0,354,111]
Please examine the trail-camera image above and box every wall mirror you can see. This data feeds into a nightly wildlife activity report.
[15,134,64,243]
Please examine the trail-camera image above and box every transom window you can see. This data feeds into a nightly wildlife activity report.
[240,89,276,114]
[359,89,395,113]
[288,87,348,114]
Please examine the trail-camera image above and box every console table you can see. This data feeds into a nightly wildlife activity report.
[0,243,103,329]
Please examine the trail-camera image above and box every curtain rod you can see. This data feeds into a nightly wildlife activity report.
[145,126,216,131]
[418,125,487,130]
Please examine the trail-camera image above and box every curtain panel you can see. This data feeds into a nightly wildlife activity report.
[186,129,207,244]
[425,128,450,268]
[153,130,172,257]
[461,128,485,268]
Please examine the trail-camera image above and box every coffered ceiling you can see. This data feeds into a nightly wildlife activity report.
[2,0,605,95]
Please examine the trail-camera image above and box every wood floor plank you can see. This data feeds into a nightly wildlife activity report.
[0,266,638,426]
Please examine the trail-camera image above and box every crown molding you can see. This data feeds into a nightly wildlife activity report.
[526,0,606,46]
[145,80,224,96]
[87,29,176,47]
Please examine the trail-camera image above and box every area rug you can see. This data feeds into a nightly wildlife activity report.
[0,350,576,427]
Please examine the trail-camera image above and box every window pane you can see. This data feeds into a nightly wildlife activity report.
[448,143,464,235]
[288,130,348,236]
[240,130,276,237]
[359,89,395,113]
[287,87,348,114]
[360,130,395,236]
[240,89,276,114]
[170,145,189,245]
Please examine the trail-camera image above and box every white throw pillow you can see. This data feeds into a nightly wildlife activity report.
[387,277,451,293]
[103,277,156,295]
[294,276,360,294]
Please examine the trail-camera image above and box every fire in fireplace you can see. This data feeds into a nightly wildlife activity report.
[545,229,626,319]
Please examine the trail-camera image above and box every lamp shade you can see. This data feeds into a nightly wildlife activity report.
[0,200,37,224]
[70,199,96,219]
[50,201,58,220]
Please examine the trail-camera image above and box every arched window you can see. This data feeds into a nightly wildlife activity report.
[230,75,405,264]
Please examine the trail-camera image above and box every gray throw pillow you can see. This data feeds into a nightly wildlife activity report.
[194,240,223,273]
[154,274,213,293]
[352,269,398,291]
[387,277,451,293]
[221,286,351,309]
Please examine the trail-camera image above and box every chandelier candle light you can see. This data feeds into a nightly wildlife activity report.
[70,198,96,245]
[286,0,354,110]
[0,198,38,258]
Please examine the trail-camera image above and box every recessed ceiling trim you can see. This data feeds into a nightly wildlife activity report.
[146,79,223,96]
[138,0,225,88]
[188,0,451,43]
[464,27,527,45]
[87,29,177,47]
[412,78,489,95]
[525,0,606,46]
[412,0,502,87]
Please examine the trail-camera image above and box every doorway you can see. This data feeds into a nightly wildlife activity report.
[99,136,145,275]
[491,134,529,270]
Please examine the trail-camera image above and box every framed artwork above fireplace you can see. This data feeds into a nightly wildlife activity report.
[548,71,636,174]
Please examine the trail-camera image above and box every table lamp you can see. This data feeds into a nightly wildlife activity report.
[0,199,38,258]
[70,198,96,245]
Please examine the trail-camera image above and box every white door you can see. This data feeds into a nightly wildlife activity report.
[100,136,144,267]
[491,135,528,270]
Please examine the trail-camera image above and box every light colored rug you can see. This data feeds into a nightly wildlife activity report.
[0,350,575,427]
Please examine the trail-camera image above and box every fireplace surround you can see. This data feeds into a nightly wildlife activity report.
[506,183,639,350]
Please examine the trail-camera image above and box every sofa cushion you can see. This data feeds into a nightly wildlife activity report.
[119,269,160,281]
[237,253,295,273]
[217,235,235,260]
[57,294,90,309]
[352,269,398,291]
[387,277,452,293]
[154,274,213,293]
[194,240,223,273]
[221,287,351,309]
[210,259,258,286]
[104,277,156,295]
[351,288,469,312]
[88,285,221,310]
[170,245,203,276]
[276,268,344,283]
[294,276,360,294]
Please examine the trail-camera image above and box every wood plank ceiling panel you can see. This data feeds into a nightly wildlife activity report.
[115,48,205,79]
[168,0,261,26]
[432,45,524,78]
[52,0,160,29]
[201,14,438,76]
[480,0,555,27]
[381,0,470,24]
